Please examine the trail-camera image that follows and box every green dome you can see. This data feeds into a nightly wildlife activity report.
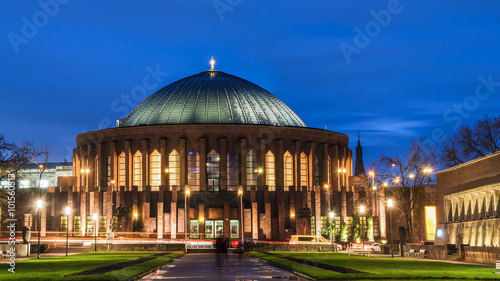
[118,70,306,127]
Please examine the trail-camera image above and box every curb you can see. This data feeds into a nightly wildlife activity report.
[131,253,185,281]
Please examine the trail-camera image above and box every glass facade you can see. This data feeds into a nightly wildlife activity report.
[207,150,220,191]
[187,151,200,191]
[150,150,161,191]
[265,151,275,191]
[133,151,142,187]
[169,150,180,188]
[227,150,239,191]
[300,153,308,187]
[118,152,125,187]
[246,150,258,189]
[283,151,293,191]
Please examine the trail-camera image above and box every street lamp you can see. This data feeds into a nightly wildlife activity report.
[64,207,71,257]
[93,213,98,252]
[329,212,335,251]
[35,199,44,259]
[359,205,365,250]
[387,199,394,258]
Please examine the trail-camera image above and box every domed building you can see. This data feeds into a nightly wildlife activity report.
[65,61,356,241]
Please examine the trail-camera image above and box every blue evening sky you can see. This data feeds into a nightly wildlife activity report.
[1,1,500,167]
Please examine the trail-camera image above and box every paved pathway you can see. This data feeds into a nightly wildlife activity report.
[142,253,303,280]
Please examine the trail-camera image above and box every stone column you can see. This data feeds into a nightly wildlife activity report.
[199,138,206,192]
[265,202,271,239]
[157,202,164,239]
[252,202,258,239]
[341,185,347,225]
[160,138,167,188]
[314,186,321,236]
[80,192,87,236]
[199,202,205,238]
[220,138,227,191]
[170,202,177,239]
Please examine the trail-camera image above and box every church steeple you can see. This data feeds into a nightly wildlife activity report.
[354,130,366,176]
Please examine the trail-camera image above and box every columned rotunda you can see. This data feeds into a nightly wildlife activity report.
[68,62,355,240]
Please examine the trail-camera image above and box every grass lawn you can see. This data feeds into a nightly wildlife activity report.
[0,251,183,281]
[249,251,500,280]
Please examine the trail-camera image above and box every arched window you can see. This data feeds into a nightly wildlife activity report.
[283,151,293,191]
[169,150,180,188]
[265,151,275,191]
[150,150,161,191]
[314,155,320,187]
[133,151,142,188]
[246,150,258,189]
[227,150,239,191]
[300,153,308,187]
[118,152,126,187]
[107,155,112,186]
[188,150,200,191]
[207,150,220,192]
[94,155,99,187]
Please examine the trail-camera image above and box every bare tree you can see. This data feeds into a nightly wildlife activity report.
[440,114,500,168]
[376,137,436,242]
[0,135,47,223]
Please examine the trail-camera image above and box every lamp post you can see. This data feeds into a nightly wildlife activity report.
[387,199,394,258]
[359,205,365,250]
[93,213,98,252]
[64,207,71,257]
[185,187,190,241]
[329,212,335,251]
[238,187,244,242]
[35,200,44,259]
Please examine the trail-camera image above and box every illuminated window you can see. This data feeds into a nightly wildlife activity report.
[227,150,239,191]
[150,150,161,191]
[283,151,293,191]
[60,216,68,232]
[207,150,220,192]
[95,155,99,186]
[40,180,49,188]
[20,180,30,188]
[188,150,200,191]
[265,151,275,191]
[118,152,126,187]
[246,150,258,188]
[169,150,180,188]
[133,151,142,188]
[300,153,308,187]
[425,206,437,241]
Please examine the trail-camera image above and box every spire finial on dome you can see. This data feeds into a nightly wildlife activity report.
[209,56,216,70]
